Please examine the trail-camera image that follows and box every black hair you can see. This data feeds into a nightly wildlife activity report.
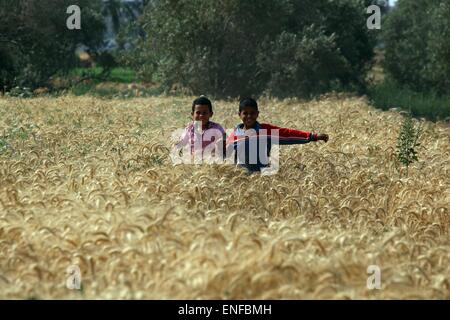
[239,97,258,113]
[192,96,213,113]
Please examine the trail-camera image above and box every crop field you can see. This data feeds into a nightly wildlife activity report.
[0,95,449,299]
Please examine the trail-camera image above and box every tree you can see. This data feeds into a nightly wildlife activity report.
[383,0,450,95]
[0,0,105,90]
[132,0,376,98]
[259,0,376,97]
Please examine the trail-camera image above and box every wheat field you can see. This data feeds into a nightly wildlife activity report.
[0,94,449,299]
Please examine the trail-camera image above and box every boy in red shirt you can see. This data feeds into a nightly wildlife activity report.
[226,98,329,172]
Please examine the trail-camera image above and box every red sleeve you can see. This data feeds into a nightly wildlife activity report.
[261,123,316,140]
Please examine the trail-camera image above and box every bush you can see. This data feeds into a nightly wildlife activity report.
[5,86,34,98]
[367,78,450,121]
[383,0,450,95]
[257,27,350,98]
[396,112,422,176]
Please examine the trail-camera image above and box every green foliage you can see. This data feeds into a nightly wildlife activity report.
[130,0,376,98]
[95,52,118,79]
[395,112,422,175]
[71,67,136,83]
[5,86,34,98]
[383,0,450,95]
[0,137,9,154]
[257,27,350,97]
[368,78,450,121]
[0,0,105,90]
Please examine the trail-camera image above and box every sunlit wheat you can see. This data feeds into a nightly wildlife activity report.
[0,94,449,299]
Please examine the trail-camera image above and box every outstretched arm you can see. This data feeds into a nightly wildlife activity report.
[262,123,329,144]
[225,125,329,149]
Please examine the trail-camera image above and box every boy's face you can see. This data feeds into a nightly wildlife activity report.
[192,104,213,126]
[239,106,259,128]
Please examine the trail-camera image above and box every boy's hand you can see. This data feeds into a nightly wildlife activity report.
[317,133,329,142]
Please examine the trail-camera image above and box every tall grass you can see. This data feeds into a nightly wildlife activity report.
[367,79,450,121]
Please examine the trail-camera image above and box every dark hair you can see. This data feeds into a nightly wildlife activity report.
[239,97,258,113]
[192,96,213,113]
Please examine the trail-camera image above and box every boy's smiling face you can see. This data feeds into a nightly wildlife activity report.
[239,106,259,129]
[192,104,213,126]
